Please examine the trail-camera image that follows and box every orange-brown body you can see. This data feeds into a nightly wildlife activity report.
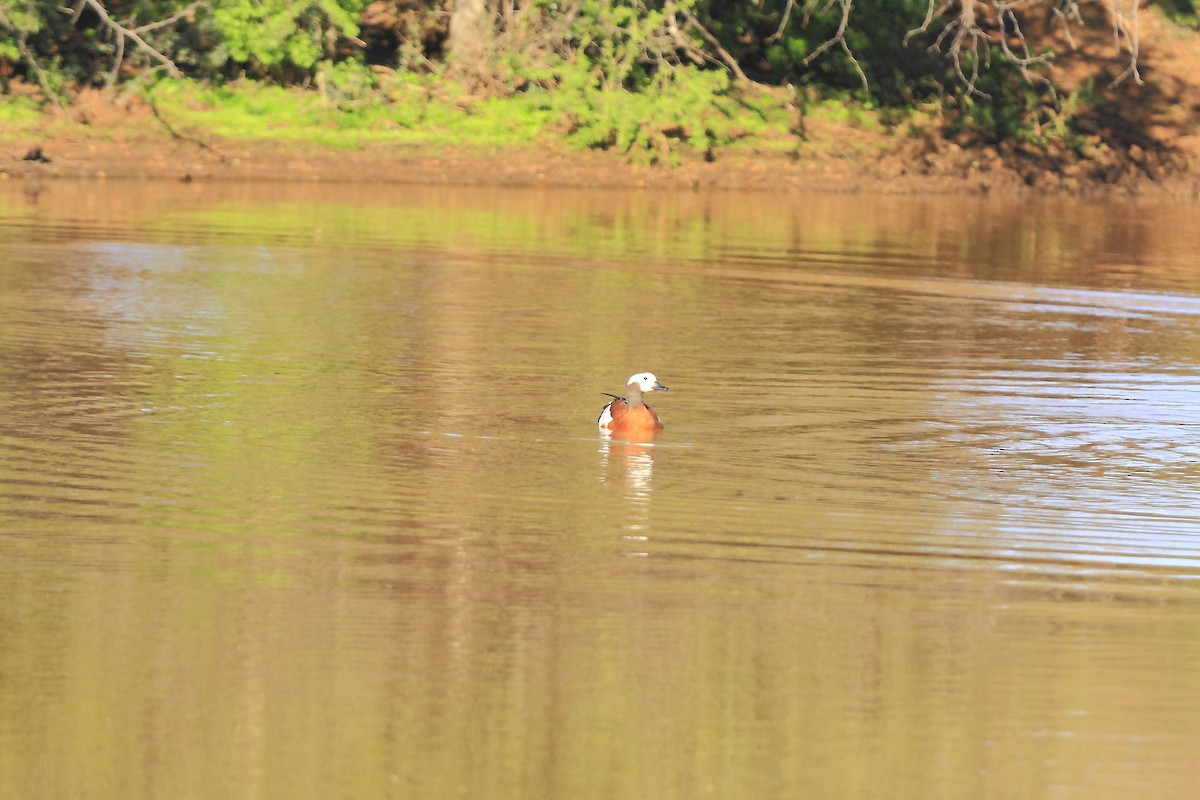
[601,398,663,433]
[598,372,669,435]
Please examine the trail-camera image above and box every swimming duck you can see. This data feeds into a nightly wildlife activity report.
[598,372,669,433]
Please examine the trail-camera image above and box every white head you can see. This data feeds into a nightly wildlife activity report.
[627,372,669,393]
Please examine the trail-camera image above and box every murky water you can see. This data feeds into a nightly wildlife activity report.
[2,180,1200,799]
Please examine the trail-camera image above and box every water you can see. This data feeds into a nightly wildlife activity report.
[2,181,1200,799]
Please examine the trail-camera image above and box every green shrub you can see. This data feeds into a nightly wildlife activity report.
[493,0,739,161]
[549,64,731,162]
[212,0,368,74]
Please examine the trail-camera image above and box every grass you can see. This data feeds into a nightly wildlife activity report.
[0,95,44,136]
[146,75,556,149]
[0,69,895,164]
[144,72,892,160]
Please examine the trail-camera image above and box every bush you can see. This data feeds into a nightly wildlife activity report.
[212,0,367,76]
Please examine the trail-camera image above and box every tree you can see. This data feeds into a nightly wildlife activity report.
[446,0,490,74]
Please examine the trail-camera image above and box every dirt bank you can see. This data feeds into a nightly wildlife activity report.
[5,122,1198,197]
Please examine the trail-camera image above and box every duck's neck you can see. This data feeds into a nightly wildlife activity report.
[625,384,644,407]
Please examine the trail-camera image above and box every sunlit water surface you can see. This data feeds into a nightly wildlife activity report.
[2,181,1200,799]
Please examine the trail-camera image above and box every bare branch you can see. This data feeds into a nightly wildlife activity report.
[1107,0,1142,87]
[106,18,124,86]
[65,0,206,78]
[66,2,86,27]
[927,0,991,97]
[904,0,948,46]
[1049,0,1081,49]
[803,0,868,93]
[906,0,1143,96]
[994,1,1057,101]
[680,6,748,83]
[804,0,840,28]
[129,2,205,36]
[767,0,797,44]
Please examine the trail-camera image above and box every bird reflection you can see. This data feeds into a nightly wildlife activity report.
[598,428,658,541]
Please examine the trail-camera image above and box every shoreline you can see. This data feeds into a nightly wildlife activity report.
[3,131,1199,198]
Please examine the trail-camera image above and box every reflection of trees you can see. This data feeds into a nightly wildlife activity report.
[6,181,1200,294]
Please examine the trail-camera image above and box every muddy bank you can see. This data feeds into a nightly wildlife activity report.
[5,129,1199,197]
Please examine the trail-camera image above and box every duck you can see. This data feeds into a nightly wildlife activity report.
[598,372,669,433]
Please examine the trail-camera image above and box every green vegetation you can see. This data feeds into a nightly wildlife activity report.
[148,74,554,149]
[0,92,37,123]
[0,1,1183,164]
[147,71,774,163]
[1162,0,1200,28]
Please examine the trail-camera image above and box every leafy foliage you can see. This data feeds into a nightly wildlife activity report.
[0,0,374,90]
[0,0,1172,161]
[0,2,38,63]
[212,0,367,74]
[549,65,732,162]
[1161,0,1200,28]
[489,0,738,161]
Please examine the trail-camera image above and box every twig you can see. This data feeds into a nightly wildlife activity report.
[1049,0,1081,49]
[1107,0,1142,87]
[680,6,748,82]
[995,1,1057,102]
[903,0,942,46]
[128,2,205,36]
[146,94,229,163]
[907,0,1142,95]
[66,0,201,78]
[766,0,797,43]
[803,0,868,93]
